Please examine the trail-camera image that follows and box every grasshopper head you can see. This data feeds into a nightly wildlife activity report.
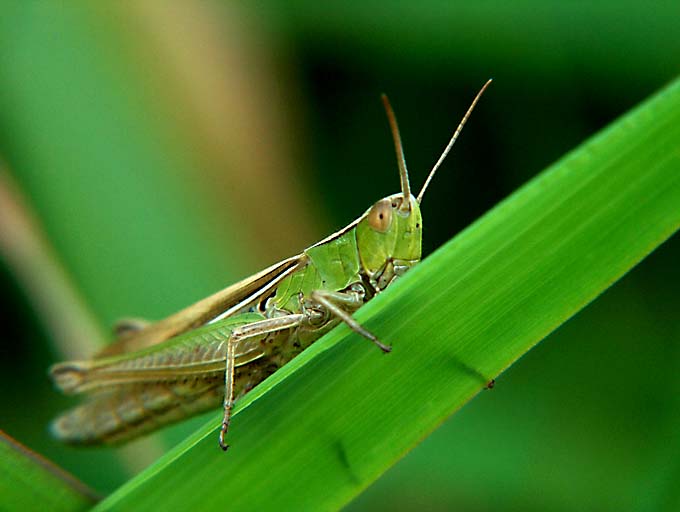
[356,192,422,290]
[357,81,491,291]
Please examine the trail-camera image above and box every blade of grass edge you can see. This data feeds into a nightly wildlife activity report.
[96,78,680,511]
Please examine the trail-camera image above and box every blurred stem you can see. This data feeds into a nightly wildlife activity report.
[0,167,165,472]
[0,167,104,359]
[120,1,322,262]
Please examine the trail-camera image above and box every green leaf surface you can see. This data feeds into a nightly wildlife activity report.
[0,431,97,512]
[92,76,680,511]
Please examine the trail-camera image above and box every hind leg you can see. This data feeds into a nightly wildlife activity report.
[219,314,305,451]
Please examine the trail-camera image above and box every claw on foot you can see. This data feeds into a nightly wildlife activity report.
[219,422,230,451]
[377,341,392,353]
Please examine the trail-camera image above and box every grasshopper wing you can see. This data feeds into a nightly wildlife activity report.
[51,313,268,394]
[97,254,306,357]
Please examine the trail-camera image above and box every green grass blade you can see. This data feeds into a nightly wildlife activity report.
[0,432,98,511]
[95,78,680,511]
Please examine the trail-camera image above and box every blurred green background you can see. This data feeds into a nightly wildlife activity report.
[0,2,678,510]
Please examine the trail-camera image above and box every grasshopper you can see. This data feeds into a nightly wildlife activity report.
[49,80,492,450]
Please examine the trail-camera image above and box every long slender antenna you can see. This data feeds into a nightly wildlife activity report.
[417,78,493,204]
[381,94,411,210]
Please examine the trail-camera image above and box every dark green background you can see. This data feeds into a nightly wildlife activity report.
[0,2,678,510]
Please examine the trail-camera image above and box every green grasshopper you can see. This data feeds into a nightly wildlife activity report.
[49,80,492,451]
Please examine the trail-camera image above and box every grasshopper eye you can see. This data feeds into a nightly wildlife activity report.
[367,198,393,232]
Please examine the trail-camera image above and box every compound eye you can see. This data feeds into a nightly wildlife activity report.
[367,198,393,233]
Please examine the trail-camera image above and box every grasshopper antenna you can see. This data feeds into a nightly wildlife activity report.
[381,94,412,211]
[417,78,493,204]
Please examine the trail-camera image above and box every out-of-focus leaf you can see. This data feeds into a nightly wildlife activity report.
[0,431,98,512]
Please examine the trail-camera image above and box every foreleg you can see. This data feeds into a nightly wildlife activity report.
[310,288,391,353]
